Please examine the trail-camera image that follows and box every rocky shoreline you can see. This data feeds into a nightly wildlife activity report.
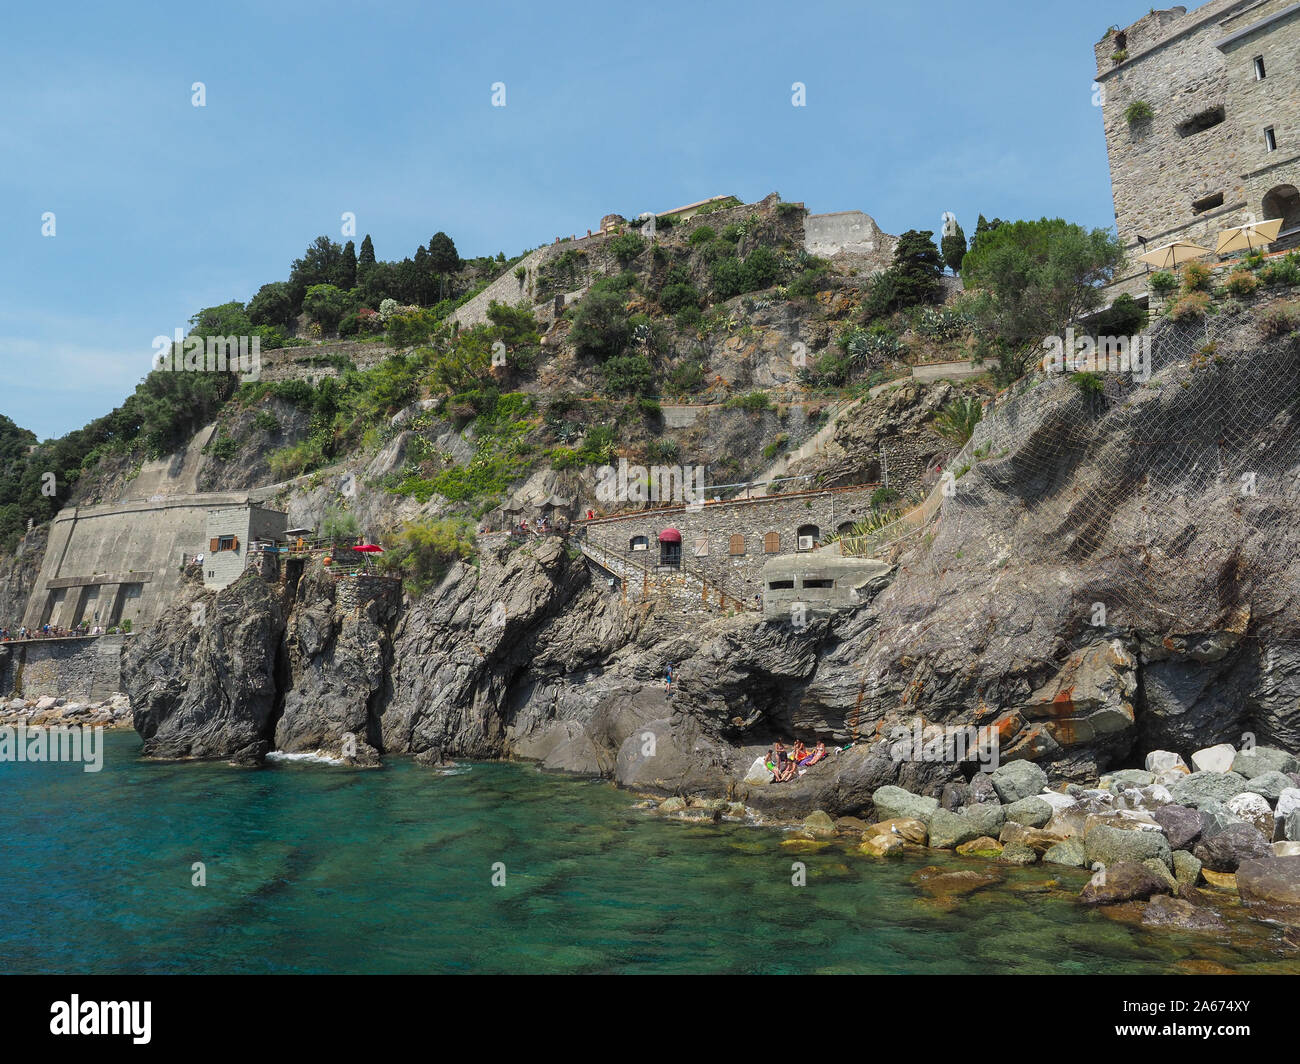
[635,741,1300,943]
[0,693,134,730]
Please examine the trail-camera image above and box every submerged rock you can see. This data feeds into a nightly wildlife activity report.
[1236,855,1300,911]
[1079,862,1171,906]
[1141,895,1227,934]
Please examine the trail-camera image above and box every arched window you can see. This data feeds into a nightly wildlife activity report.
[630,535,648,552]
[1263,184,1300,234]
[728,534,746,556]
[796,524,820,550]
[763,531,780,554]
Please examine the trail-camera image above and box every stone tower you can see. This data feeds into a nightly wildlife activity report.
[1095,1,1300,295]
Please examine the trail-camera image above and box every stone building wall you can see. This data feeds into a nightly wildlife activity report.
[1097,1,1300,296]
[582,484,881,601]
[202,505,287,591]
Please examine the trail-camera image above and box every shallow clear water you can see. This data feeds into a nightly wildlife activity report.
[0,732,1296,974]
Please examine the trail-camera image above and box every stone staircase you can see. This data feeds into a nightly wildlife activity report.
[578,539,754,615]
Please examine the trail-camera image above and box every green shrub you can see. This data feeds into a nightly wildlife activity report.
[1071,371,1105,395]
[1124,100,1153,123]
[377,517,476,596]
[1149,271,1178,296]
[252,410,280,434]
[709,256,745,301]
[645,438,679,463]
[666,360,705,393]
[660,282,702,313]
[674,304,704,329]
[570,289,632,359]
[1261,255,1300,286]
[688,225,715,246]
[1260,304,1299,338]
[870,486,900,509]
[607,233,645,265]
[1181,261,1211,292]
[268,438,324,480]
[601,354,654,395]
[724,391,771,413]
[209,434,239,461]
[786,267,828,301]
[1225,270,1259,297]
[321,506,360,544]
[1167,291,1210,320]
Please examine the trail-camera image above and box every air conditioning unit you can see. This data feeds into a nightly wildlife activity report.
[798,535,815,551]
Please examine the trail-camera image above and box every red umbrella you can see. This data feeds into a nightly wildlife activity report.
[354,544,384,552]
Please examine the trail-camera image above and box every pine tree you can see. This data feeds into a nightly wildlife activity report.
[338,240,357,290]
[942,222,967,275]
[427,232,459,275]
[358,234,376,281]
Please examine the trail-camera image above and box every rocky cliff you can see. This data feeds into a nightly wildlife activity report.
[119,312,1300,824]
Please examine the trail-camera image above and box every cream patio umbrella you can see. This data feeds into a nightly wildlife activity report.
[1137,240,1213,269]
[1215,218,1284,255]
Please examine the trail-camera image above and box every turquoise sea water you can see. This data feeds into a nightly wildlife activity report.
[1,732,1296,974]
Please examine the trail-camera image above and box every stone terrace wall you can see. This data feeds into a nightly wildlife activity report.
[0,635,127,700]
[583,484,881,601]
[258,341,396,383]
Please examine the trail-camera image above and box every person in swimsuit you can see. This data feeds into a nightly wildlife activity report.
[801,741,827,767]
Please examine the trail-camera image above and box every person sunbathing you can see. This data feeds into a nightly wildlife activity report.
[791,740,809,765]
[800,741,827,767]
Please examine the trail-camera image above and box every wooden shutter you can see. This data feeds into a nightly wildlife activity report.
[728,534,746,556]
[232,536,239,551]
[763,532,780,554]
[209,538,219,552]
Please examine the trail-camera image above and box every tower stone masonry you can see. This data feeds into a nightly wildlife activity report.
[1096,1,1300,295]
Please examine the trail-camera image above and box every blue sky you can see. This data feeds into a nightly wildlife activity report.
[2,0,1145,440]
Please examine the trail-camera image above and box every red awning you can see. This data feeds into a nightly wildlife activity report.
[658,528,682,543]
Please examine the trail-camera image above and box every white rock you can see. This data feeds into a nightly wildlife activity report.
[34,696,57,712]
[1227,792,1274,837]
[1038,791,1078,813]
[1154,767,1190,786]
[1145,750,1188,774]
[1275,788,1300,820]
[1191,743,1237,774]
[1140,784,1174,806]
[741,756,772,785]
[1274,841,1300,857]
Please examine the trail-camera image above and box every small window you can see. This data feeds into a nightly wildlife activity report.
[728,534,746,556]
[1265,126,1277,152]
[763,531,780,554]
[217,535,236,552]
[630,535,648,552]
[767,580,795,590]
[1177,106,1226,138]
[1254,56,1266,80]
[796,524,820,550]
[802,579,833,589]
[1114,31,1127,51]
[1192,191,1224,214]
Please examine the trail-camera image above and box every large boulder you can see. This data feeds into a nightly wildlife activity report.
[928,808,983,850]
[1193,822,1273,872]
[1145,750,1188,775]
[1001,822,1070,854]
[1190,743,1237,774]
[1152,803,1202,851]
[1245,771,1295,803]
[940,781,969,810]
[1079,861,1171,906]
[1003,796,1054,828]
[990,760,1047,804]
[871,785,939,824]
[864,818,928,845]
[1168,771,1252,806]
[1226,792,1274,838]
[960,801,1008,838]
[1172,850,1203,888]
[968,774,1000,804]
[1231,746,1300,780]
[1085,824,1173,871]
[1043,838,1087,867]
[1198,800,1243,839]
[1236,856,1300,911]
